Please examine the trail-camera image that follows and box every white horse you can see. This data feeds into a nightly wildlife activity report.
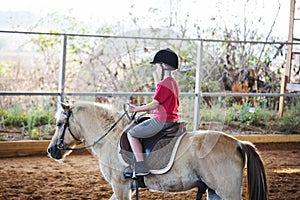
[47,101,267,200]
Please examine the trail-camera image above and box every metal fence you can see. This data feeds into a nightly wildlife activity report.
[0,30,299,130]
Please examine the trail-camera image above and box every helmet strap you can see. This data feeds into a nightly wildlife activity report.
[159,63,175,80]
[160,64,165,81]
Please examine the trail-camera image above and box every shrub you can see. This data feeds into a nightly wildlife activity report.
[0,106,56,139]
[0,106,26,127]
[276,104,300,134]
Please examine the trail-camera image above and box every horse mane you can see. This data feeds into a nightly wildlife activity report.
[72,101,114,117]
[71,101,127,138]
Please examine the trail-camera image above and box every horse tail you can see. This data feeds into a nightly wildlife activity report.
[238,141,268,200]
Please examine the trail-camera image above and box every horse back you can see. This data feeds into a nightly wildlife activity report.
[187,130,240,159]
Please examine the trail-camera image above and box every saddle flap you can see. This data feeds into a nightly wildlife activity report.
[120,131,132,152]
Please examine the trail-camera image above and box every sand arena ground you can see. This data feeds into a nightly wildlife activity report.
[0,142,299,200]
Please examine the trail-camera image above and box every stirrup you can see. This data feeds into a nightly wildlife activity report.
[123,166,133,179]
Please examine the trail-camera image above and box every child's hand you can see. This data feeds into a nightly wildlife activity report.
[128,104,137,113]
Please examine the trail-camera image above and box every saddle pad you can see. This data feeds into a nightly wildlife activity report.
[119,131,186,175]
[147,132,186,174]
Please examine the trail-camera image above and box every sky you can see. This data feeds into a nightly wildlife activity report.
[0,0,298,39]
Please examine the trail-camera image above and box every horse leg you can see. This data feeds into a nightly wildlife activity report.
[196,181,208,200]
[99,163,133,200]
[110,181,132,200]
[207,188,221,200]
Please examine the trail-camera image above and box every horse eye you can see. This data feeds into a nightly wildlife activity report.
[56,122,63,127]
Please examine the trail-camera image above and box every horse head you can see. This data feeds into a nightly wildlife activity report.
[47,101,126,161]
[47,101,83,160]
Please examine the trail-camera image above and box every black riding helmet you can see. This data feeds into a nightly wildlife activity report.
[150,48,178,70]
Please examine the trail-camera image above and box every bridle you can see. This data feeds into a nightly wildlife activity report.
[56,106,130,151]
[56,110,83,150]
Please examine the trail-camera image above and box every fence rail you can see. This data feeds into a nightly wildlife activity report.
[1,30,299,130]
[0,91,299,97]
[1,30,300,45]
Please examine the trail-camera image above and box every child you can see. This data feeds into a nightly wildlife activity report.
[127,48,180,176]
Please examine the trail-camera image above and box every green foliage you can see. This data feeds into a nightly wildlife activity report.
[200,103,226,123]
[29,12,92,65]
[201,98,300,134]
[276,103,300,133]
[225,100,275,127]
[0,106,56,139]
[224,96,235,107]
[0,60,13,75]
[0,106,25,127]
[0,135,5,141]
[237,101,253,124]
[201,80,222,92]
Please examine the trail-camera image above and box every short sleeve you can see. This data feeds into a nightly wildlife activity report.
[153,84,169,104]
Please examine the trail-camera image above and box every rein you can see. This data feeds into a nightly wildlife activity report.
[58,110,127,151]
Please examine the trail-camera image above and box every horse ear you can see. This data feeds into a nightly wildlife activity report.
[64,96,73,104]
[59,96,75,111]
[60,102,73,111]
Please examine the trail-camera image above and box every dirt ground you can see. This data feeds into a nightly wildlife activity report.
[0,142,299,200]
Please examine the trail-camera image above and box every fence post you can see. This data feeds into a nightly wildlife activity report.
[193,39,203,131]
[278,0,295,117]
[58,35,67,103]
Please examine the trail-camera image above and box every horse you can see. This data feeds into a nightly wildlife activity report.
[47,101,267,200]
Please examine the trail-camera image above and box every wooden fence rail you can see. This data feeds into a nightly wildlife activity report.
[0,134,299,158]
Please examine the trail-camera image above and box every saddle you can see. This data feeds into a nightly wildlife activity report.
[119,117,187,174]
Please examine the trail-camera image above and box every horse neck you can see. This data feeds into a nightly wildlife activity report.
[73,102,126,151]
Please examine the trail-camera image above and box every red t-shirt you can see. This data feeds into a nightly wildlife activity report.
[153,77,179,122]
